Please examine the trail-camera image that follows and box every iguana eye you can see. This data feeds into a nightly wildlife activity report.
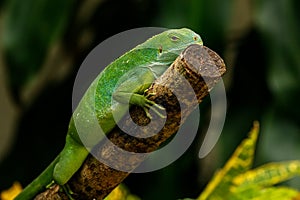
[168,33,180,42]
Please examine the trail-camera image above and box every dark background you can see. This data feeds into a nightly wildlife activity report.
[0,0,299,199]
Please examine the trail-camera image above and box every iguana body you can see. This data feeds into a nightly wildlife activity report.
[15,28,203,199]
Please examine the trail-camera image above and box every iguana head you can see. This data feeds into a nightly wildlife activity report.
[139,28,203,64]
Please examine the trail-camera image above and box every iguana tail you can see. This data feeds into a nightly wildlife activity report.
[14,155,60,200]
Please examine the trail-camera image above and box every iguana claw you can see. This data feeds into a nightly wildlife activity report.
[144,99,166,119]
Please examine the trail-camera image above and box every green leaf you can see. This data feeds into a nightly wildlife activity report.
[198,122,259,200]
[233,161,300,189]
[197,122,300,200]
[231,187,299,200]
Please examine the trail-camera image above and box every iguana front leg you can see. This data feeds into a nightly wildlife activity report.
[112,66,167,119]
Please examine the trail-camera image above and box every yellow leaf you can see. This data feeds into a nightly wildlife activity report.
[105,185,127,200]
[233,161,300,188]
[104,184,140,200]
[198,121,260,200]
[0,182,23,200]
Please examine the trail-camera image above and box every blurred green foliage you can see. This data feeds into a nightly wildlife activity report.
[0,0,299,199]
[2,0,75,99]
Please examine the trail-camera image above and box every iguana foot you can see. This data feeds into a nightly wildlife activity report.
[143,98,166,119]
[61,184,75,200]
